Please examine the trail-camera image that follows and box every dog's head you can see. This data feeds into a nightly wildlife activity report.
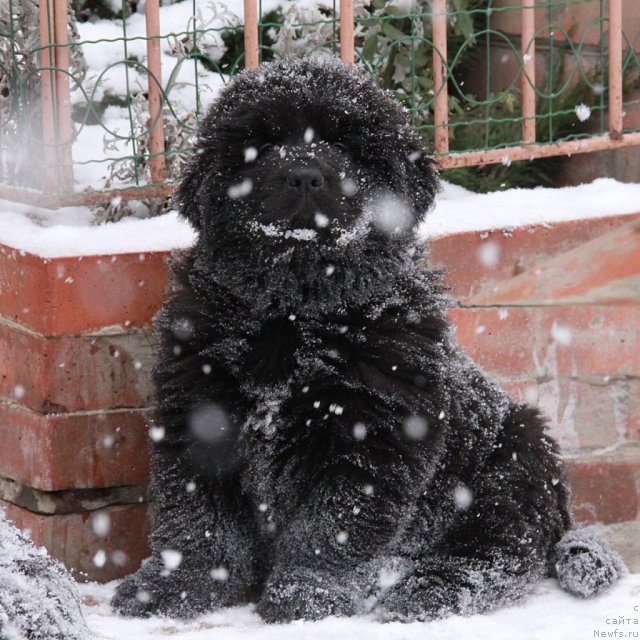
[176,58,439,251]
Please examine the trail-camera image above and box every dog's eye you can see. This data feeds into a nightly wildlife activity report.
[258,143,274,157]
[333,142,348,153]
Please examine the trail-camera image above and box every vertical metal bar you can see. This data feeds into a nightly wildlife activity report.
[546,0,553,142]
[608,0,623,138]
[244,0,259,69]
[521,0,536,143]
[120,0,140,185]
[432,0,449,153]
[332,0,337,55]
[340,0,354,64]
[39,0,58,193]
[145,0,166,183]
[53,0,74,192]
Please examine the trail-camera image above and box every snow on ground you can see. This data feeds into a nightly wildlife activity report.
[80,574,640,639]
[418,177,640,239]
[0,177,638,258]
[0,202,196,258]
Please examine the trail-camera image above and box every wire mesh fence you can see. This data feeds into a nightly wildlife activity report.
[0,0,639,210]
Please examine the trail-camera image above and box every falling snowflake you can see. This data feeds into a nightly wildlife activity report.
[370,192,412,236]
[477,240,501,269]
[336,531,348,545]
[314,212,329,228]
[161,549,182,571]
[402,415,429,440]
[341,178,358,196]
[188,403,230,443]
[352,422,367,441]
[149,426,165,442]
[453,483,473,510]
[551,322,572,346]
[171,317,194,340]
[575,104,592,122]
[244,146,258,162]
[227,178,253,199]
[210,567,229,581]
[524,385,538,405]
[92,550,107,568]
[91,513,111,537]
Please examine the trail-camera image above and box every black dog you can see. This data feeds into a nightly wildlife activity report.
[112,58,624,622]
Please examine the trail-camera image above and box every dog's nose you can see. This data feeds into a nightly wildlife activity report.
[287,168,325,194]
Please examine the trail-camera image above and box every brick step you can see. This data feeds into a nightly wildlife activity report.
[565,444,640,525]
[0,244,171,336]
[467,217,640,307]
[2,500,150,582]
[0,320,155,414]
[427,212,640,301]
[0,402,150,491]
[448,218,640,453]
[450,305,640,379]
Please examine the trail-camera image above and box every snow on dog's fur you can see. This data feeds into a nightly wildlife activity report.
[0,509,88,639]
[112,58,625,622]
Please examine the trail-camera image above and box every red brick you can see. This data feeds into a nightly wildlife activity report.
[565,446,640,525]
[500,376,640,452]
[427,213,640,300]
[0,403,150,491]
[0,320,155,413]
[2,501,150,582]
[0,244,171,336]
[450,306,640,379]
[467,218,640,307]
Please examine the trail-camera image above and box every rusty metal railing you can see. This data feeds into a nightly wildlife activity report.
[0,0,638,209]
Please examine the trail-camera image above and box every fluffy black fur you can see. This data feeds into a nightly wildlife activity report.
[112,58,624,622]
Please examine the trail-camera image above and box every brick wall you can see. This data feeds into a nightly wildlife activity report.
[0,246,171,580]
[430,214,640,568]
[0,212,638,580]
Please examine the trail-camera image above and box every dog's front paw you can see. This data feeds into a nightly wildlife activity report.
[111,557,223,618]
[257,568,358,623]
[376,571,457,622]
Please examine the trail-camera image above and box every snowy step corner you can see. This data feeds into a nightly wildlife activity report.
[0,208,197,582]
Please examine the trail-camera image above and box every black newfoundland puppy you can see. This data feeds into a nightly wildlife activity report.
[113,58,624,622]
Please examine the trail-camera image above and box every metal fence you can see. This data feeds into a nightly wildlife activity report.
[0,0,639,209]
